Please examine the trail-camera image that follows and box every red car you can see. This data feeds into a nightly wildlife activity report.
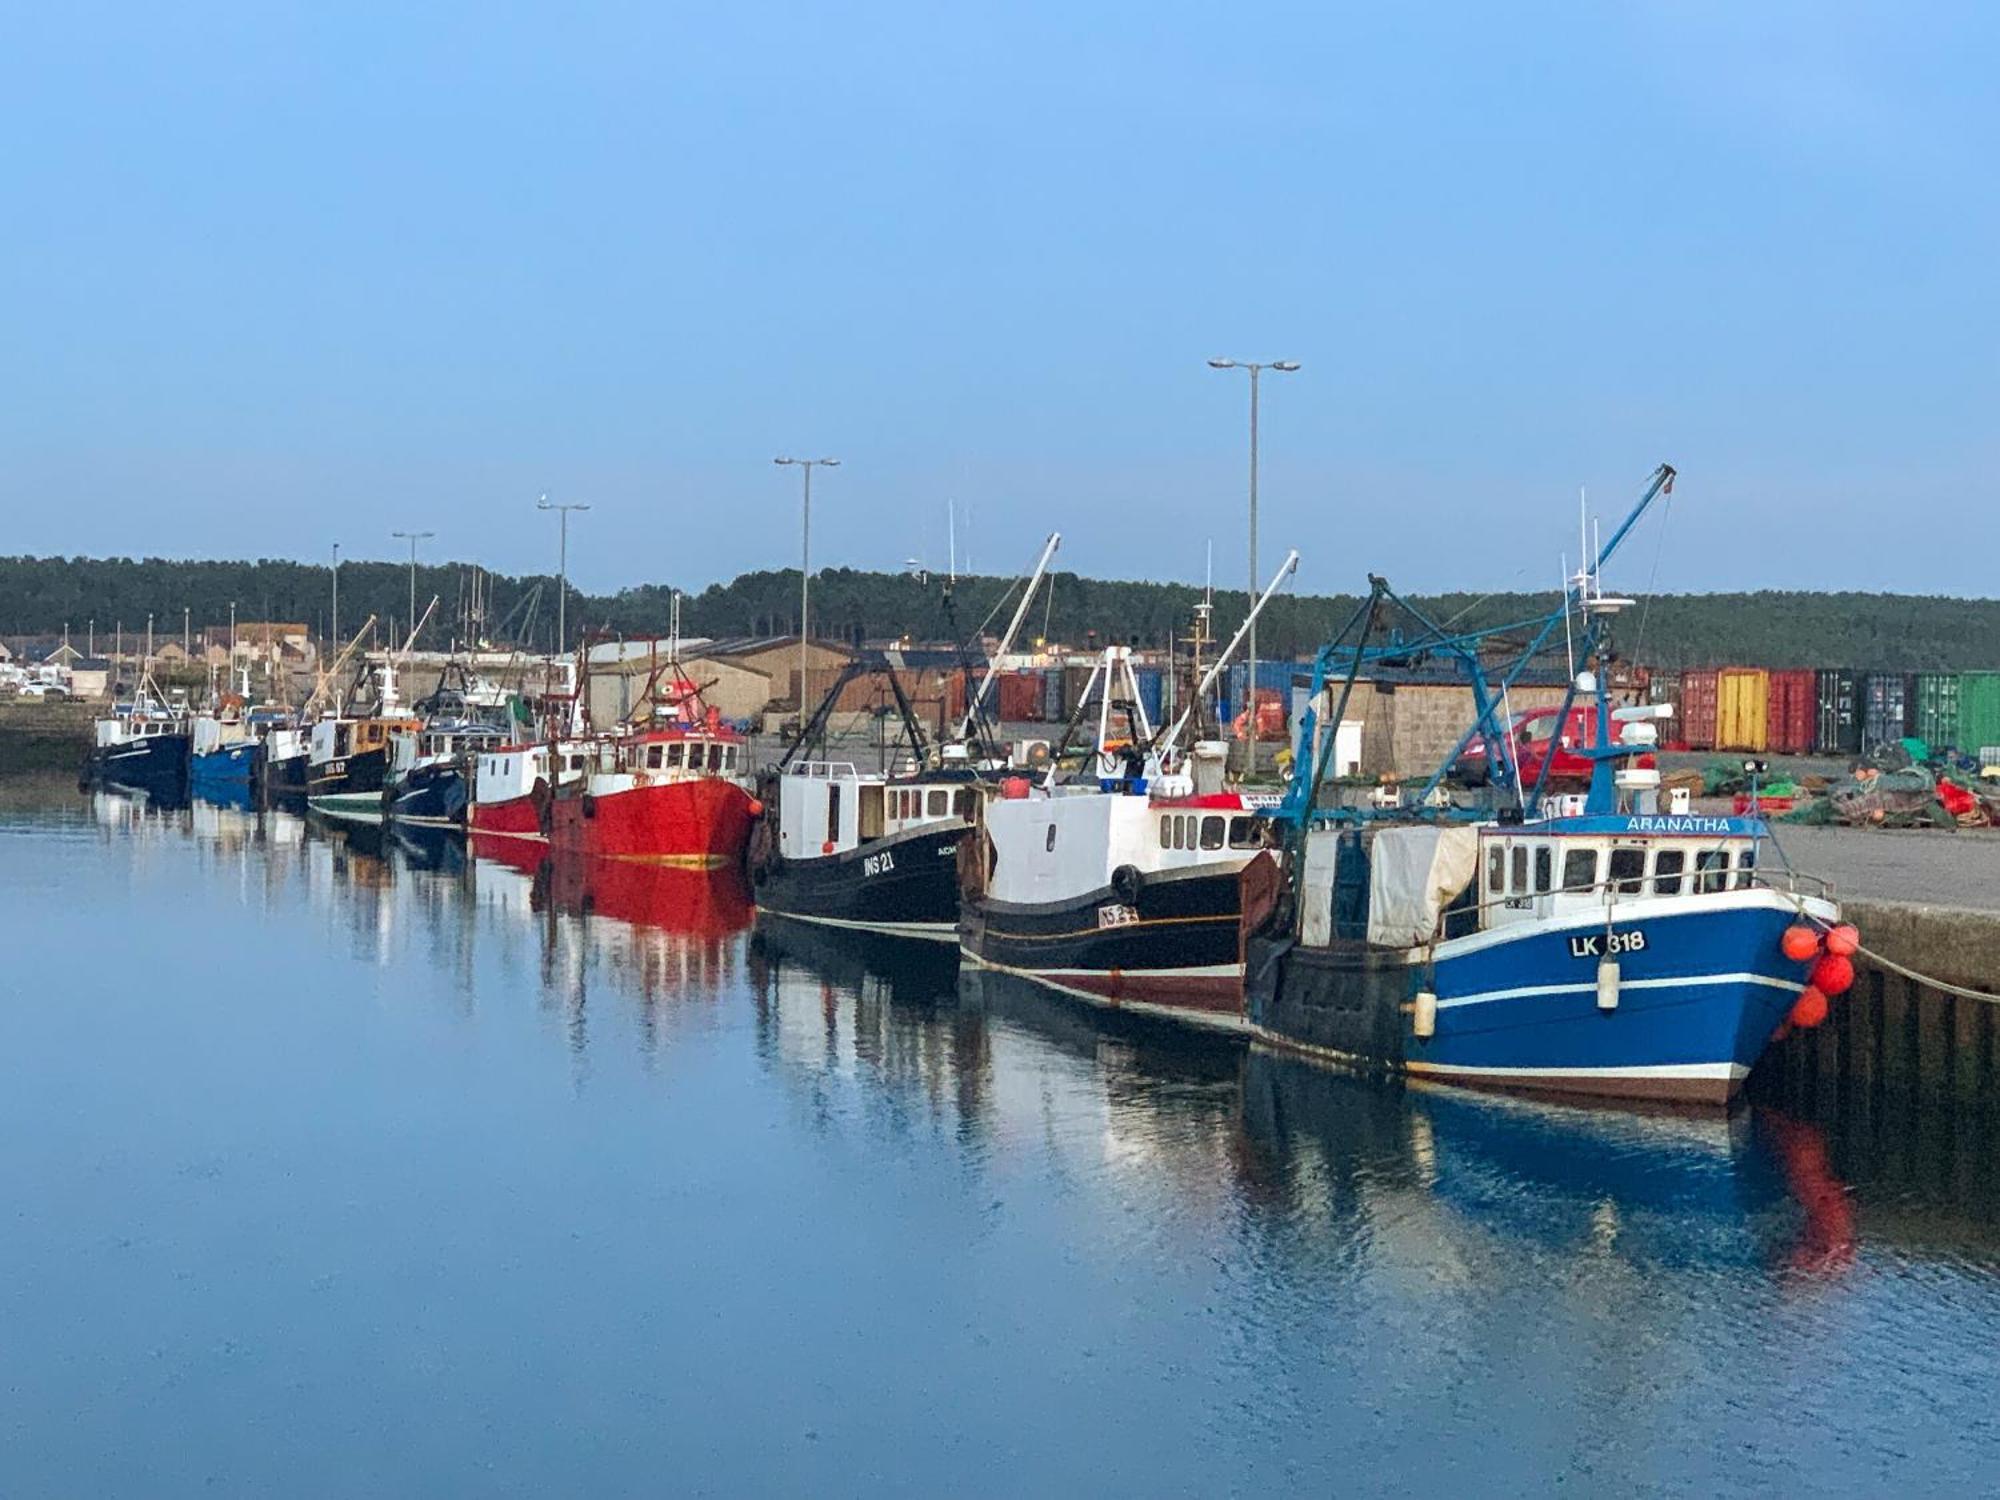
[1452,705,1655,788]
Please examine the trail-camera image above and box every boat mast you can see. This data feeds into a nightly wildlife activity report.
[957,532,1061,742]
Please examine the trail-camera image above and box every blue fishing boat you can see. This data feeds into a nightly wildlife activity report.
[1249,465,1845,1106]
[190,708,258,796]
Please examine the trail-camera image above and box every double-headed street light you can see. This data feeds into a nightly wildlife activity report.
[775,457,840,719]
[1207,357,1300,774]
[538,495,590,656]
[392,530,436,647]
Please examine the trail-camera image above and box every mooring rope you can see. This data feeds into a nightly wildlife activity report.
[1786,896,2000,1006]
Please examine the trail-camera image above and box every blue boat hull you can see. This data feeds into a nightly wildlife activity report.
[1249,894,1825,1105]
[386,761,470,826]
[86,734,189,797]
[191,741,258,793]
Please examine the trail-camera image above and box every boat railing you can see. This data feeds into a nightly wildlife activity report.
[1417,865,1839,949]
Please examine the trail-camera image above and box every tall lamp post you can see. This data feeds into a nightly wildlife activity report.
[331,542,341,650]
[774,457,840,718]
[391,530,435,646]
[537,495,590,656]
[1207,357,1300,774]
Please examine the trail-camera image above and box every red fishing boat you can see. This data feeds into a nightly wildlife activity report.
[545,631,761,867]
[469,740,592,842]
[547,719,759,865]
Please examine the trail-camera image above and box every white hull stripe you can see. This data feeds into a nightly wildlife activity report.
[1438,971,1804,1012]
[1406,1060,1747,1084]
[761,910,958,944]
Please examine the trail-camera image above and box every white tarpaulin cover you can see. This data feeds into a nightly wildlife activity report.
[1366,824,1481,948]
[1300,828,1342,948]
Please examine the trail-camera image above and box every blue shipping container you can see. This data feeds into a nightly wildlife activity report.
[1132,666,1165,726]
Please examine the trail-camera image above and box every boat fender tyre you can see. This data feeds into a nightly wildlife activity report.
[747,819,775,877]
[1111,864,1143,904]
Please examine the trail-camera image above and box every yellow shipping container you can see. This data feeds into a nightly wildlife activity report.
[1716,667,1769,751]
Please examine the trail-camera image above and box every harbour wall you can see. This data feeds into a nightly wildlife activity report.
[1750,899,2000,1113]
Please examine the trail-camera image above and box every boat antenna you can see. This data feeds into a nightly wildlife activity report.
[1561,553,1574,679]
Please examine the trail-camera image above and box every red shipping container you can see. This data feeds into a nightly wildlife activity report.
[1680,668,1719,751]
[1764,668,1817,755]
[996,671,1044,723]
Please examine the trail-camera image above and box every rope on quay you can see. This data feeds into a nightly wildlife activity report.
[1784,894,2000,1006]
[1848,941,2000,1006]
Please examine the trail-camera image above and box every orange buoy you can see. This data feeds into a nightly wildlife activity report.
[1000,776,1031,800]
[1825,924,1861,958]
[1781,924,1822,963]
[1811,953,1855,997]
[1790,986,1830,1029]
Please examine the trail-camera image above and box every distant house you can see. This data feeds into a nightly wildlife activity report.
[39,643,82,668]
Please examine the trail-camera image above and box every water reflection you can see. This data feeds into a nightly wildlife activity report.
[49,785,2000,1288]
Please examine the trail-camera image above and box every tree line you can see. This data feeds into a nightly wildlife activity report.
[3,553,1998,671]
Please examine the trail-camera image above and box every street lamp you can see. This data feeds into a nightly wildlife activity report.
[775,457,840,719]
[537,495,590,656]
[391,530,435,647]
[1207,357,1300,774]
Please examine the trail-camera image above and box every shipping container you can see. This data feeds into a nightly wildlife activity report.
[995,670,1043,724]
[1914,672,1961,751]
[1063,663,1095,722]
[1222,661,1300,723]
[1715,668,1768,752]
[1645,668,1681,708]
[1814,669,1862,757]
[1040,666,1064,722]
[1132,666,1165,727]
[1764,668,1816,755]
[1863,672,1913,749]
[1680,668,1719,751]
[1959,672,2000,758]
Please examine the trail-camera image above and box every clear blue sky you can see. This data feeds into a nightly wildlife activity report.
[4,3,1994,600]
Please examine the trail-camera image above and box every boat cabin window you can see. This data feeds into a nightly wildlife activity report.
[928,789,948,818]
[1199,815,1225,851]
[1736,849,1757,890]
[955,789,976,821]
[1160,815,1172,847]
[827,783,841,845]
[1487,846,1505,897]
[1653,849,1685,896]
[1228,816,1261,850]
[1609,848,1646,895]
[1510,846,1528,893]
[1045,824,1057,852]
[1563,847,1598,895]
[645,745,664,770]
[1696,848,1732,894]
[1534,845,1552,894]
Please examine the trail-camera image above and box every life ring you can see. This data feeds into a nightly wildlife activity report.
[1111,864,1143,904]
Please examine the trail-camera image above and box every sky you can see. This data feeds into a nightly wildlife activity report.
[3,2,1996,602]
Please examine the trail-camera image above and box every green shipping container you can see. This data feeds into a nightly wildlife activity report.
[1915,672,1961,750]
[1958,672,2000,756]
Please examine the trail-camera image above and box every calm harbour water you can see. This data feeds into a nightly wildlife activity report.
[5,787,2000,1496]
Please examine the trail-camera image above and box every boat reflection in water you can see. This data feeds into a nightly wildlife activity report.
[747,934,1863,1284]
